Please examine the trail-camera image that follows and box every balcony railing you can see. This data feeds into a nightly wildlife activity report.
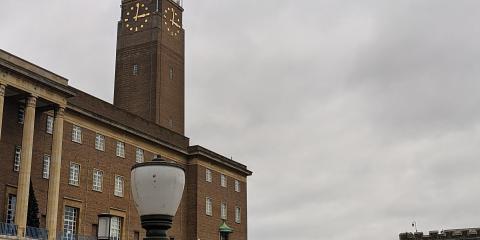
[57,232,98,240]
[0,222,17,237]
[25,226,48,239]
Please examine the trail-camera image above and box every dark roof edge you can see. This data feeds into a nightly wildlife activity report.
[188,145,252,176]
[67,104,189,154]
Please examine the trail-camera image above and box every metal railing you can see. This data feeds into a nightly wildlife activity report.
[25,226,48,240]
[57,232,98,240]
[0,222,17,237]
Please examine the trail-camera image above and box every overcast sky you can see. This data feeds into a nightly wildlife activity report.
[2,0,480,239]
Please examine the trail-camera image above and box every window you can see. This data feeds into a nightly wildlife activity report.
[18,105,25,124]
[135,148,144,163]
[93,169,103,192]
[205,198,212,216]
[72,125,82,143]
[110,216,122,240]
[235,207,241,223]
[14,146,21,172]
[95,134,105,151]
[235,180,240,192]
[46,115,54,134]
[63,206,79,240]
[5,194,16,224]
[133,64,139,76]
[114,175,124,197]
[134,232,140,240]
[221,174,227,188]
[116,142,125,158]
[221,202,227,220]
[169,67,174,80]
[43,155,51,179]
[69,163,80,186]
[206,169,212,182]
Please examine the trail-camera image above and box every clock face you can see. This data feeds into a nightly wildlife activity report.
[124,2,151,32]
[163,7,182,37]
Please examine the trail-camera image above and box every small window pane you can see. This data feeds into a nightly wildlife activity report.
[221,202,227,220]
[206,169,212,182]
[69,163,80,186]
[221,174,227,188]
[6,194,16,224]
[14,146,21,172]
[18,105,25,124]
[206,198,212,216]
[95,134,105,151]
[235,207,241,223]
[133,64,139,76]
[72,126,82,143]
[43,155,51,179]
[115,176,124,197]
[136,148,144,163]
[93,169,103,192]
[116,142,125,158]
[46,116,54,134]
[235,180,241,192]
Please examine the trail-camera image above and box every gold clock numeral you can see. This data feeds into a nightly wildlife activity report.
[124,19,129,22]
[145,19,148,23]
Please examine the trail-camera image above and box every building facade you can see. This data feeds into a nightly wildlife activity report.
[0,0,252,240]
[400,228,480,240]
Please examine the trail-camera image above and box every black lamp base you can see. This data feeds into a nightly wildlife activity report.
[141,214,173,240]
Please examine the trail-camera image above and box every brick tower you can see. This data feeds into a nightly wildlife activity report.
[114,0,185,134]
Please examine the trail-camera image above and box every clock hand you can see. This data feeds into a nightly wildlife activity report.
[137,13,151,19]
[134,3,140,21]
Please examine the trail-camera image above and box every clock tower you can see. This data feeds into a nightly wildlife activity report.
[114,0,185,134]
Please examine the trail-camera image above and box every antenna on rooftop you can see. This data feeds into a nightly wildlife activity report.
[412,221,418,233]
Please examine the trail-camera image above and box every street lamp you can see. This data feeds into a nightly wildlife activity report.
[130,157,185,240]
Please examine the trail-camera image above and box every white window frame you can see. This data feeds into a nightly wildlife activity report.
[235,180,241,192]
[221,174,227,188]
[206,197,213,216]
[14,146,21,172]
[110,216,122,240]
[63,206,79,240]
[46,115,54,134]
[69,162,80,186]
[206,169,212,182]
[43,154,51,179]
[235,207,241,223]
[95,134,105,151]
[116,141,125,158]
[72,125,82,143]
[93,169,103,192]
[133,64,139,76]
[114,175,124,197]
[135,148,144,163]
[221,202,227,220]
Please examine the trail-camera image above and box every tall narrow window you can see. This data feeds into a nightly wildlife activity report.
[13,146,21,172]
[136,148,144,163]
[114,175,124,197]
[69,163,80,186]
[235,207,241,223]
[235,180,240,192]
[133,64,139,76]
[63,206,79,240]
[206,198,213,216]
[95,134,105,151]
[46,115,54,134]
[110,216,122,240]
[93,169,103,192]
[221,202,227,220]
[5,194,16,224]
[43,155,51,179]
[169,67,174,80]
[72,125,82,143]
[206,169,212,182]
[116,141,125,158]
[18,105,25,124]
[221,174,227,188]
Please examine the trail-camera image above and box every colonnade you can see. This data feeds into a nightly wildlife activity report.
[0,82,65,240]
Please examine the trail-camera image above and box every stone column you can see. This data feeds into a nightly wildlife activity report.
[0,83,6,141]
[46,106,65,240]
[15,95,37,238]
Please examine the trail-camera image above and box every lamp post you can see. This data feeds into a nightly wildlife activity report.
[130,157,185,240]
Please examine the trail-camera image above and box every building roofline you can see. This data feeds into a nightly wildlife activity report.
[188,145,252,176]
